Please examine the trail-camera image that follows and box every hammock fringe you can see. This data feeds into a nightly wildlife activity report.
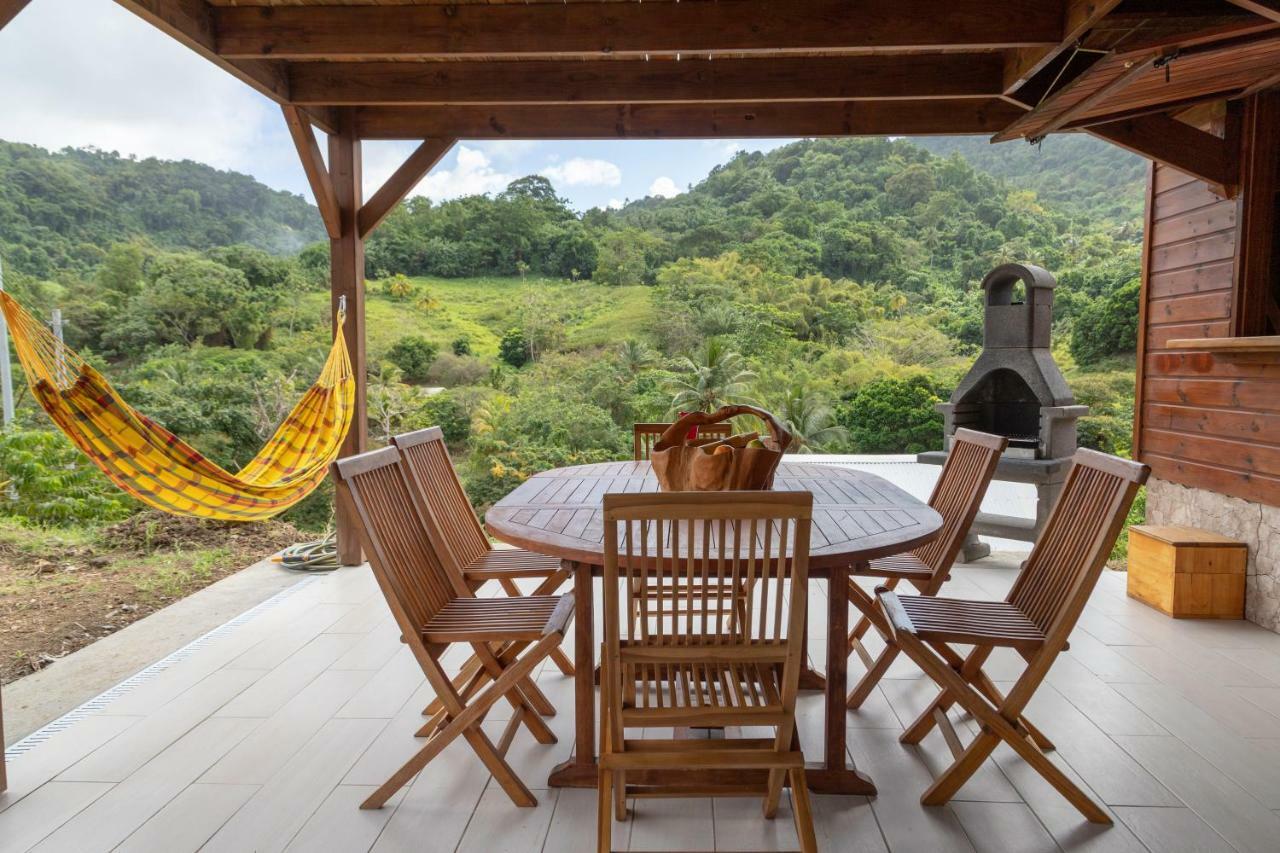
[0,292,354,521]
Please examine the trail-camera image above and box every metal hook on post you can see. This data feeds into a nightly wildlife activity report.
[337,293,348,324]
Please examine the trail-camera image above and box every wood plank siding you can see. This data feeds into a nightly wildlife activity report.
[1135,96,1280,507]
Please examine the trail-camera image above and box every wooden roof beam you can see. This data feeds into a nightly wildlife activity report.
[1004,0,1124,97]
[290,55,1003,107]
[282,105,341,240]
[214,0,1062,60]
[1226,1,1280,24]
[351,100,1027,140]
[1090,113,1239,195]
[358,139,454,239]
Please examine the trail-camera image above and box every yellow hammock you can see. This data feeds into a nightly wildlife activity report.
[0,291,354,522]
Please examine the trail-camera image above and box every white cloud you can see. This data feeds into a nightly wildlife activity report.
[415,145,515,200]
[0,1,274,173]
[649,176,681,198]
[541,157,622,187]
[607,198,625,210]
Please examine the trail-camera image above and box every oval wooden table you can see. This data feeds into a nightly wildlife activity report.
[486,459,942,796]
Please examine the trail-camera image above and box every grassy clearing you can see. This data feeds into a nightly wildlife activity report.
[299,276,657,362]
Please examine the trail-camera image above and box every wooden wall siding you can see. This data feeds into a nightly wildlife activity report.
[1136,159,1280,506]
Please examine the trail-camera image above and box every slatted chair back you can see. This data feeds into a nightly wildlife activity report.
[602,491,813,719]
[632,421,733,461]
[392,427,490,575]
[332,447,465,636]
[1007,448,1149,658]
[909,428,1006,590]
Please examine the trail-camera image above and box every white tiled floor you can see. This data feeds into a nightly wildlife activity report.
[5,559,1280,852]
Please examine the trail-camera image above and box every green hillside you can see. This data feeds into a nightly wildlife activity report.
[0,140,326,277]
[913,134,1147,225]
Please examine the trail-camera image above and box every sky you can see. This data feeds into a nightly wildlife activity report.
[0,0,794,212]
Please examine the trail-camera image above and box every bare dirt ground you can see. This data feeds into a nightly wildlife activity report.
[0,513,307,684]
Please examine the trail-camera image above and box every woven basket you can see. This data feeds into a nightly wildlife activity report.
[650,405,793,491]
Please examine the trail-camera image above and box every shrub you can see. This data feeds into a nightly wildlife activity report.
[498,327,530,367]
[385,335,439,383]
[451,336,472,356]
[0,430,135,526]
[417,392,471,446]
[1069,278,1140,367]
[836,375,944,453]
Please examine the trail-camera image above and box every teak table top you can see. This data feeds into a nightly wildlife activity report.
[486,459,943,569]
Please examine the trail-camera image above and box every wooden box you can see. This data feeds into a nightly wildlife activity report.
[1127,525,1247,619]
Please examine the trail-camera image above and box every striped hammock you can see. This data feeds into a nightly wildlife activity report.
[0,292,354,521]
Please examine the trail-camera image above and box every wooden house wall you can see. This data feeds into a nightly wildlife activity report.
[1135,158,1280,507]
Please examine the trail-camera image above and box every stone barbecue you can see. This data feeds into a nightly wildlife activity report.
[919,263,1088,558]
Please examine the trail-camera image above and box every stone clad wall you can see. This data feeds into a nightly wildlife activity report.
[1145,476,1280,631]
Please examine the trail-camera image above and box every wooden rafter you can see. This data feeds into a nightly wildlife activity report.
[1226,1,1280,24]
[1004,0,1125,96]
[358,139,454,240]
[282,105,341,240]
[0,0,32,30]
[290,54,1005,107]
[214,0,1062,60]
[1089,113,1239,194]
[352,99,1027,140]
[996,27,1280,143]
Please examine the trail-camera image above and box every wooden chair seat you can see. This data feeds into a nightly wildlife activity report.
[620,657,785,726]
[463,549,564,581]
[885,594,1046,651]
[854,553,935,583]
[423,595,574,644]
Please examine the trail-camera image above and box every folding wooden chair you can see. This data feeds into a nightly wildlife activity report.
[876,448,1148,824]
[632,421,732,461]
[332,447,574,810]
[846,428,1006,709]
[598,491,818,853]
[392,426,574,677]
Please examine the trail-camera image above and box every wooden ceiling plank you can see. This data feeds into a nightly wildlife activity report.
[1003,0,1125,96]
[351,99,1027,140]
[282,105,342,240]
[1089,113,1238,193]
[0,0,32,30]
[290,54,1004,106]
[214,0,1062,60]
[357,138,454,239]
[1225,1,1280,24]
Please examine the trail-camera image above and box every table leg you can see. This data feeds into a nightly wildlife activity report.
[797,592,826,691]
[807,565,877,796]
[549,560,599,788]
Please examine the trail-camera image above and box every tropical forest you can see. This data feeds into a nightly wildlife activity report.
[0,134,1145,679]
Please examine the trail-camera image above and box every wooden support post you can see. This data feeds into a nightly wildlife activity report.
[330,113,367,566]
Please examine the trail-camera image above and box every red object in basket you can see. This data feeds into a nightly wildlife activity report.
[678,412,700,440]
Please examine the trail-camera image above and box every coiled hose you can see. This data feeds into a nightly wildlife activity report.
[273,531,340,572]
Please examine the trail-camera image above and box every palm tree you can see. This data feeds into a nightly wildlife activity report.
[618,339,656,376]
[668,339,756,414]
[773,385,847,453]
